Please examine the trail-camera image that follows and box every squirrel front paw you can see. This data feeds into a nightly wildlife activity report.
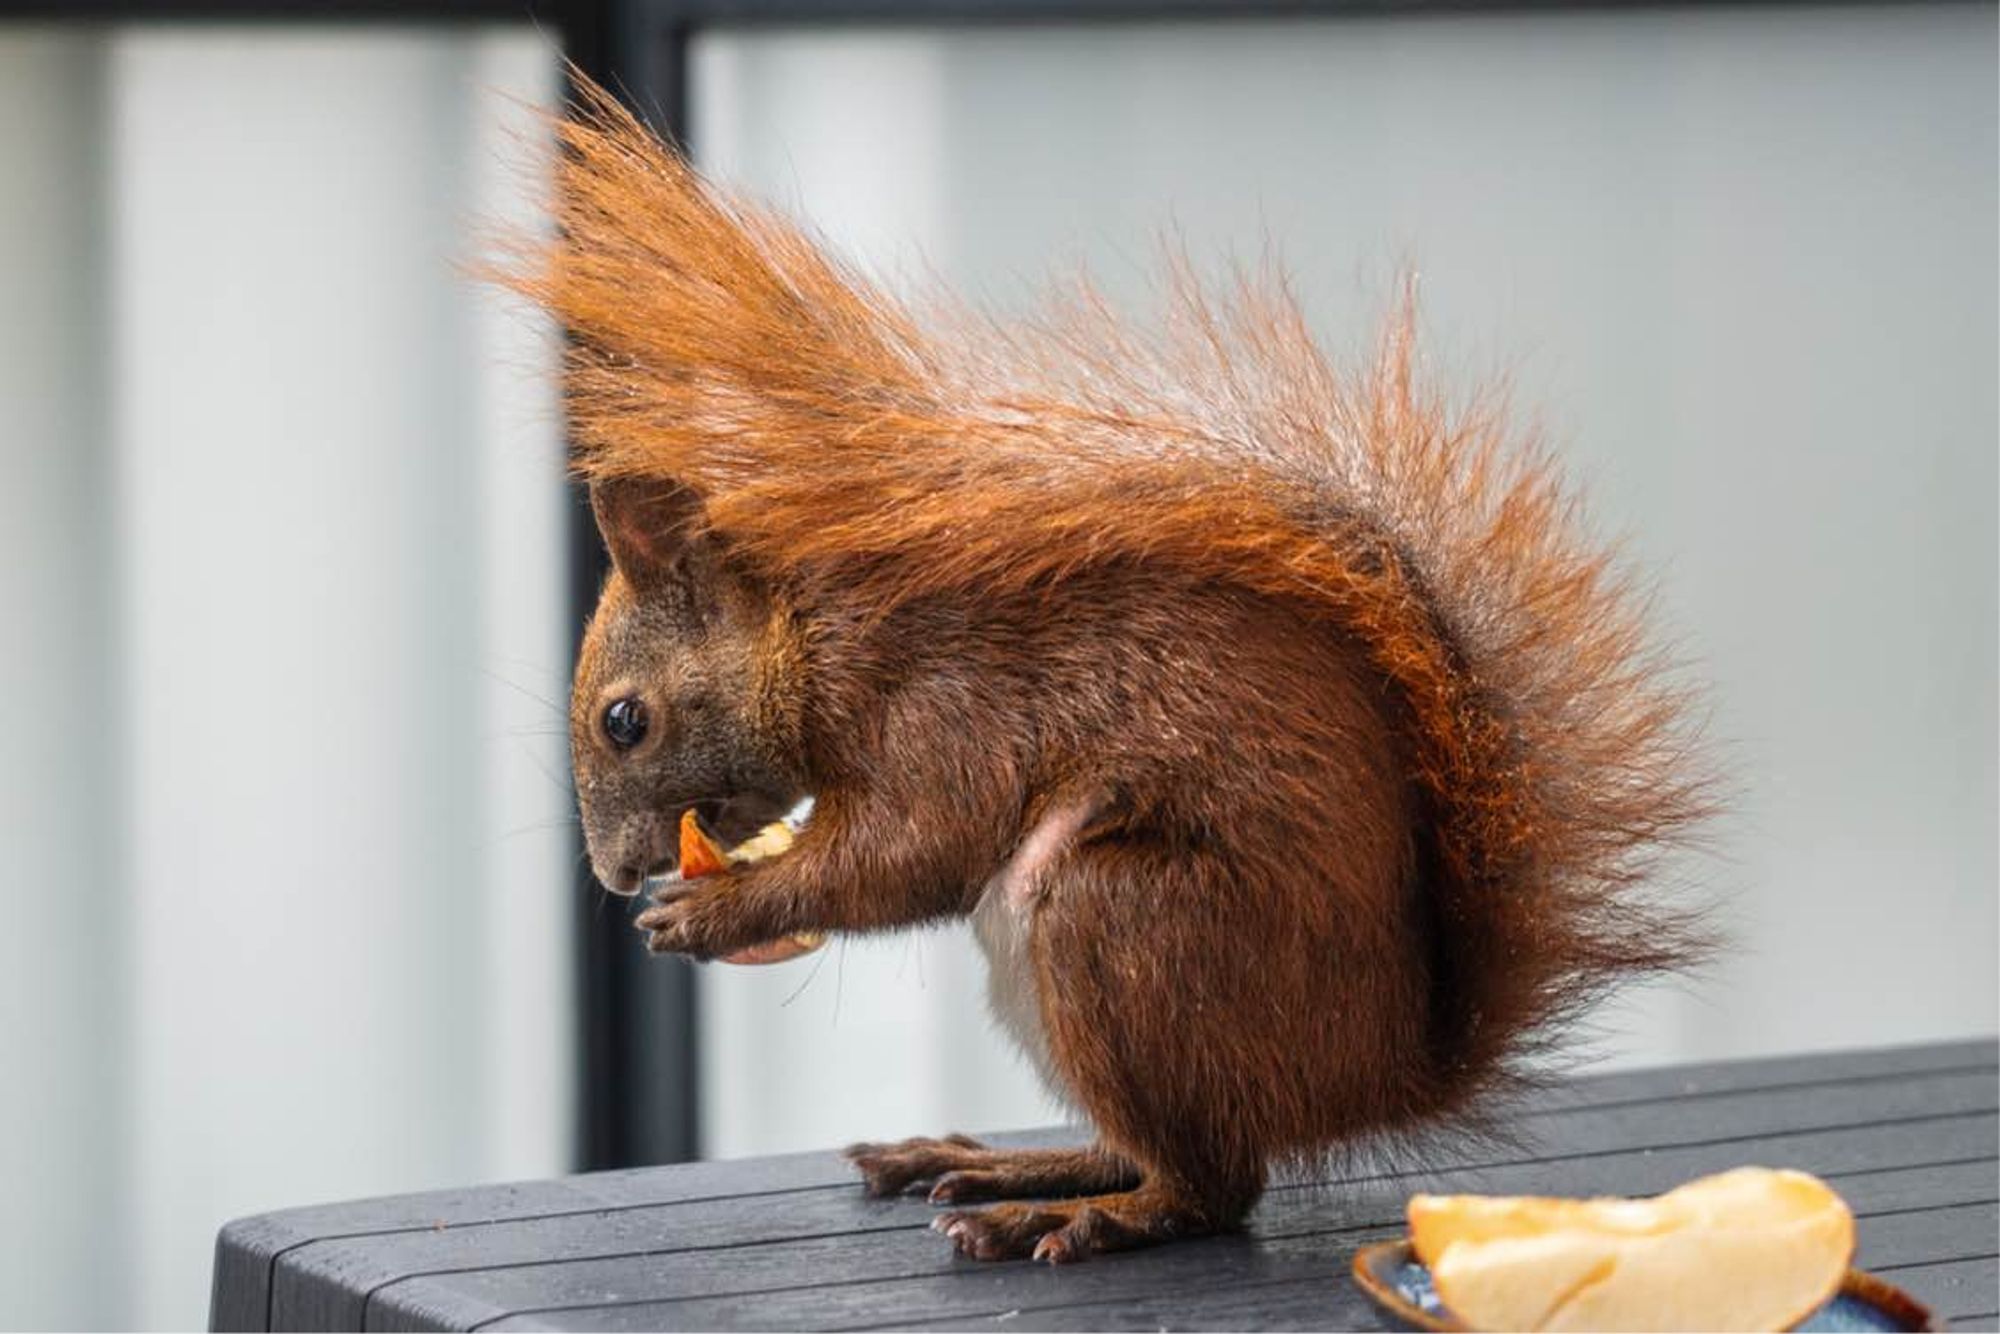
[633,879,760,960]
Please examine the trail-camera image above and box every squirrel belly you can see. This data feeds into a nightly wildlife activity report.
[970,865,1061,1100]
[970,793,1101,1104]
[501,77,1716,1264]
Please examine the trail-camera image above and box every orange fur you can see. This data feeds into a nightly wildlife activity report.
[494,77,1715,1261]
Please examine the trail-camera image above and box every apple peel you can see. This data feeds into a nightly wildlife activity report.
[676,810,825,966]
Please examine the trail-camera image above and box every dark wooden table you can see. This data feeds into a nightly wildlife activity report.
[212,1039,1999,1331]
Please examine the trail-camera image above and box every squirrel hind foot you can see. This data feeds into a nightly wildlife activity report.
[933,1184,1223,1264]
[843,1136,1138,1202]
[844,1133,984,1197]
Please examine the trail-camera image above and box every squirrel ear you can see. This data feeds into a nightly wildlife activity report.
[589,476,710,587]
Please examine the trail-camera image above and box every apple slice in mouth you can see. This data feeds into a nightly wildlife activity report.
[670,807,825,966]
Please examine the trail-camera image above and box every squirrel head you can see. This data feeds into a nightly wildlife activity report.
[571,477,809,896]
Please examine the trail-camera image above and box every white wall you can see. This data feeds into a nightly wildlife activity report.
[0,26,570,1330]
[0,31,125,1334]
[689,4,1998,1157]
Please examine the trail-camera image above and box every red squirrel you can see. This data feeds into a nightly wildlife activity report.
[496,80,1713,1264]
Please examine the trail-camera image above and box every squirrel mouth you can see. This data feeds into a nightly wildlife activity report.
[643,800,822,966]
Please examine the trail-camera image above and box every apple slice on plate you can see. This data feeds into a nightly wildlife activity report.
[1409,1166,1856,1332]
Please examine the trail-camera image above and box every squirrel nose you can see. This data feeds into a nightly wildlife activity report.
[587,819,676,898]
[594,835,674,898]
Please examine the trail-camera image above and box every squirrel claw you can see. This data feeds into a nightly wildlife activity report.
[1032,1232,1077,1265]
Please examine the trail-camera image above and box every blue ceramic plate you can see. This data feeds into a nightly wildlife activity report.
[1351,1240,1936,1332]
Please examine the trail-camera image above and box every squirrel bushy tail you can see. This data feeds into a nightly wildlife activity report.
[500,81,1713,1121]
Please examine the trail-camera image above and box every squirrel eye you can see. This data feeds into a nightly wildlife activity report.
[602,697,649,750]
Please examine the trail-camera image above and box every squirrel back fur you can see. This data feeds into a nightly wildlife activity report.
[499,80,1714,1249]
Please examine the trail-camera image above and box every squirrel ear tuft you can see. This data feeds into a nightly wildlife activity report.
[590,477,709,587]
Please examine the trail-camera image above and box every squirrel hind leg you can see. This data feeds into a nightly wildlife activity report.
[843,1136,1137,1203]
[1018,831,1419,1238]
[933,1180,1225,1264]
